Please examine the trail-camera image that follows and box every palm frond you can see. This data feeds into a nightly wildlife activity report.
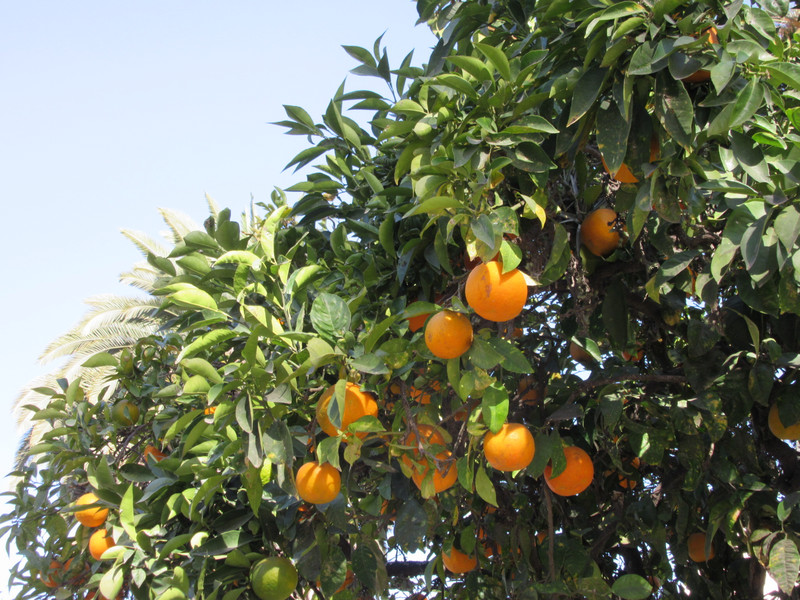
[205,193,220,219]
[39,322,161,364]
[120,229,169,258]
[80,295,162,327]
[119,265,162,291]
[158,208,200,243]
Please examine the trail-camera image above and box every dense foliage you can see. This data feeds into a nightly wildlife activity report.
[4,0,800,598]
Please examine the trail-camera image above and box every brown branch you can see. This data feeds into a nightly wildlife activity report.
[385,560,430,578]
[565,373,688,406]
[544,482,557,583]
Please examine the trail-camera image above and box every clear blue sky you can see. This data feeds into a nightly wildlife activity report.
[0,1,435,591]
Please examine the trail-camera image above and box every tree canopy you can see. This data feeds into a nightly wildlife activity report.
[4,0,800,598]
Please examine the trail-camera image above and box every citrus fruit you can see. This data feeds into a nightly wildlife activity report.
[295,461,341,505]
[408,312,429,332]
[143,445,166,462]
[411,450,458,493]
[441,547,477,573]
[483,423,535,472]
[687,532,715,562]
[111,399,140,426]
[465,260,528,322]
[768,404,800,440]
[250,556,298,600]
[88,528,115,560]
[519,375,540,404]
[316,382,378,437]
[601,156,638,184]
[581,208,622,257]
[74,492,108,528]
[409,380,441,404]
[622,348,644,362]
[544,446,594,496]
[40,560,63,587]
[402,424,446,469]
[424,310,473,359]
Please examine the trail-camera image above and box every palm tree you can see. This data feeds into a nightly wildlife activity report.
[12,205,214,456]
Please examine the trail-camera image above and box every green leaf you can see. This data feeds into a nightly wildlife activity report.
[120,483,137,541]
[568,68,606,126]
[183,230,220,252]
[766,62,800,90]
[81,352,118,368]
[769,538,800,594]
[179,330,237,360]
[474,42,512,81]
[431,74,479,100]
[181,358,223,384]
[611,574,652,599]
[654,72,694,150]
[596,99,631,176]
[194,531,255,556]
[403,196,463,218]
[475,464,498,506]
[730,79,764,129]
[482,384,509,433]
[468,337,505,370]
[487,337,533,373]
[379,214,396,258]
[317,437,341,470]
[310,293,351,343]
[602,281,628,349]
[170,287,219,312]
[446,55,493,82]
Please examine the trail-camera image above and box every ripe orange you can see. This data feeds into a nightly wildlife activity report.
[687,532,715,562]
[441,547,477,574]
[622,348,644,362]
[581,208,622,257]
[408,312,429,332]
[410,380,441,404]
[483,423,535,472]
[88,528,115,560]
[519,376,540,404]
[204,406,217,415]
[768,404,800,440]
[143,445,166,462]
[601,156,639,184]
[295,461,341,505]
[411,450,458,493]
[111,399,140,426]
[465,260,529,322]
[424,310,473,359]
[40,559,63,588]
[402,425,446,467]
[74,493,109,528]
[316,382,378,437]
[544,446,594,496]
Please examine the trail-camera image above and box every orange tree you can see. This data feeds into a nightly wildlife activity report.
[4,0,800,598]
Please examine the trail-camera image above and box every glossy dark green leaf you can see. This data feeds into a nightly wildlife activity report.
[611,574,652,599]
